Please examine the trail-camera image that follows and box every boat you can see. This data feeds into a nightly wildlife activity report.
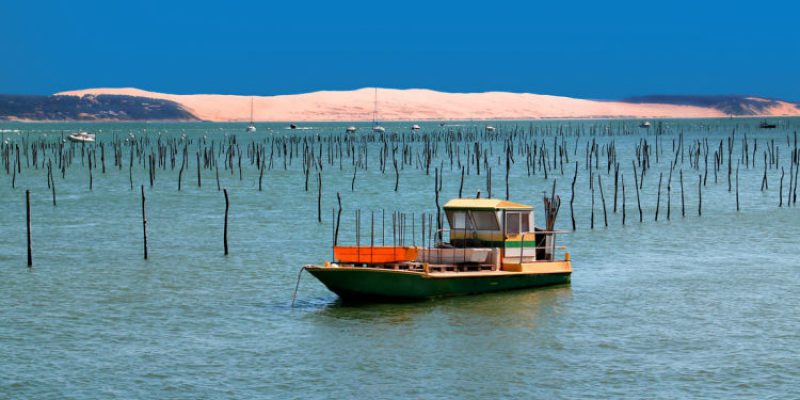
[760,121,777,129]
[371,88,385,133]
[290,124,297,129]
[485,125,496,132]
[67,131,95,143]
[246,97,256,132]
[411,124,421,130]
[304,198,571,302]
[346,126,357,133]
[639,121,652,128]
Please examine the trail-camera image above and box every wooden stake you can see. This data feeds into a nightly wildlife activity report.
[223,188,229,255]
[598,174,608,227]
[570,162,577,230]
[317,172,322,223]
[26,190,32,267]
[698,175,702,216]
[141,185,148,260]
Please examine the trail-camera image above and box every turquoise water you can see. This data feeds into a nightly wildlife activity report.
[1,119,798,399]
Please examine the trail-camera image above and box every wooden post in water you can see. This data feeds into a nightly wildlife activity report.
[26,190,32,267]
[570,162,577,230]
[215,162,221,191]
[736,160,740,212]
[223,188,229,255]
[259,160,264,191]
[598,174,608,227]
[88,155,93,191]
[141,185,148,260]
[393,158,399,192]
[632,162,643,223]
[197,152,202,188]
[680,169,685,217]
[779,167,785,207]
[459,166,464,198]
[48,159,56,207]
[655,172,662,222]
[317,172,322,223]
[621,174,626,226]
[590,176,595,230]
[698,175,702,216]
[334,192,342,246]
[178,162,184,191]
[667,166,673,221]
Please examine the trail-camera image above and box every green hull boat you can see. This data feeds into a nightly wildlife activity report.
[305,266,571,301]
[304,197,573,302]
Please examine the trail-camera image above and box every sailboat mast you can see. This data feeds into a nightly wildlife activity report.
[373,87,377,125]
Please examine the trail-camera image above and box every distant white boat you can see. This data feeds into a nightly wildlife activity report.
[411,124,421,130]
[371,87,385,133]
[485,126,496,132]
[68,131,95,143]
[640,121,652,128]
[346,126,357,133]
[246,97,257,132]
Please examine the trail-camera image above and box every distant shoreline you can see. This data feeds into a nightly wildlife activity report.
[3,87,798,122]
[2,116,798,125]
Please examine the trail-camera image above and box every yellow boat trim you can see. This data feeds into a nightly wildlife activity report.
[501,260,572,273]
[443,198,533,211]
[305,261,571,278]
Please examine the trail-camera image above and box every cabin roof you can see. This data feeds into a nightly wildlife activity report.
[443,198,533,211]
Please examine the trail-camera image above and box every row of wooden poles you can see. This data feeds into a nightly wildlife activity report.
[4,126,796,189]
[5,126,800,234]
[21,185,232,267]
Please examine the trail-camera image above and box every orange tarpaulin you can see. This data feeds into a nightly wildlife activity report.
[334,246,418,264]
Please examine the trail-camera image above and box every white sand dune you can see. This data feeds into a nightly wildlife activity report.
[55,87,800,122]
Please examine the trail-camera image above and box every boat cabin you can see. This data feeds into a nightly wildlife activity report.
[443,198,552,262]
[329,197,564,274]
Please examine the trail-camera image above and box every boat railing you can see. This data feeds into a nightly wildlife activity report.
[431,228,568,263]
[510,230,569,262]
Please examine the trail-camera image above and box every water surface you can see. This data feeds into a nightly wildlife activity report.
[1,119,798,399]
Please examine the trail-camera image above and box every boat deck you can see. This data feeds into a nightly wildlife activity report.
[305,259,571,277]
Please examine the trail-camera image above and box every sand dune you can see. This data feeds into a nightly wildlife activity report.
[55,87,800,122]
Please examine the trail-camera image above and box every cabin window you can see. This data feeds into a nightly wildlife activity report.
[471,211,499,230]
[506,212,521,234]
[452,211,467,229]
[505,211,531,235]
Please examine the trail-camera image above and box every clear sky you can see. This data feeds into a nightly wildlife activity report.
[1,0,797,100]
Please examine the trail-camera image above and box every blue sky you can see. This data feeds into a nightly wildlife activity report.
[1,0,797,100]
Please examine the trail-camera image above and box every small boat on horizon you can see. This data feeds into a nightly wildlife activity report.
[346,126,357,133]
[290,123,297,129]
[371,87,385,133]
[246,97,256,132]
[640,121,652,128]
[760,121,777,129]
[411,124,421,130]
[485,125,496,132]
[68,131,95,143]
[303,197,571,302]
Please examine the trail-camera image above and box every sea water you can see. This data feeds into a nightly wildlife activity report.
[0,119,798,398]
